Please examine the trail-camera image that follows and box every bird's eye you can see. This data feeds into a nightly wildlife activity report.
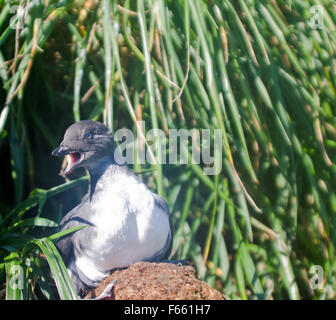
[85,132,93,139]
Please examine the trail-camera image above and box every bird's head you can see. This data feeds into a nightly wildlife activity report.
[52,120,116,175]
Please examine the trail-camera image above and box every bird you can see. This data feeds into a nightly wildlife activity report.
[52,120,172,298]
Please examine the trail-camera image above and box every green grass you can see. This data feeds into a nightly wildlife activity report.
[1,0,336,299]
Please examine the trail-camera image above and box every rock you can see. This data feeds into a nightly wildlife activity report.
[85,262,225,300]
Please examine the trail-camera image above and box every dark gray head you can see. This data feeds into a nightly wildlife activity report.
[52,120,116,175]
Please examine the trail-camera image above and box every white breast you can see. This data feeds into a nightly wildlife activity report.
[75,170,170,284]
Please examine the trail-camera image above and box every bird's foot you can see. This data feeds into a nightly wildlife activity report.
[84,280,117,300]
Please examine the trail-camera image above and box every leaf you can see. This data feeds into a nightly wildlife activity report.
[47,225,87,242]
[0,176,89,229]
[4,251,27,300]
[29,188,48,216]
[8,217,58,231]
[26,226,86,299]
[32,238,78,300]
[0,197,39,229]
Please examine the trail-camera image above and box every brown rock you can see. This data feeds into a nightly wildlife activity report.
[85,262,225,300]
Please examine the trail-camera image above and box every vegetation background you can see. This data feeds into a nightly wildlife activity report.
[0,0,336,300]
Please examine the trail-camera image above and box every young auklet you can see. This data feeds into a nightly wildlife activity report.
[52,120,172,297]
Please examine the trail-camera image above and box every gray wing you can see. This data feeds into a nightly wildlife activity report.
[56,193,93,264]
[128,168,173,261]
[144,194,173,262]
[55,193,99,296]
